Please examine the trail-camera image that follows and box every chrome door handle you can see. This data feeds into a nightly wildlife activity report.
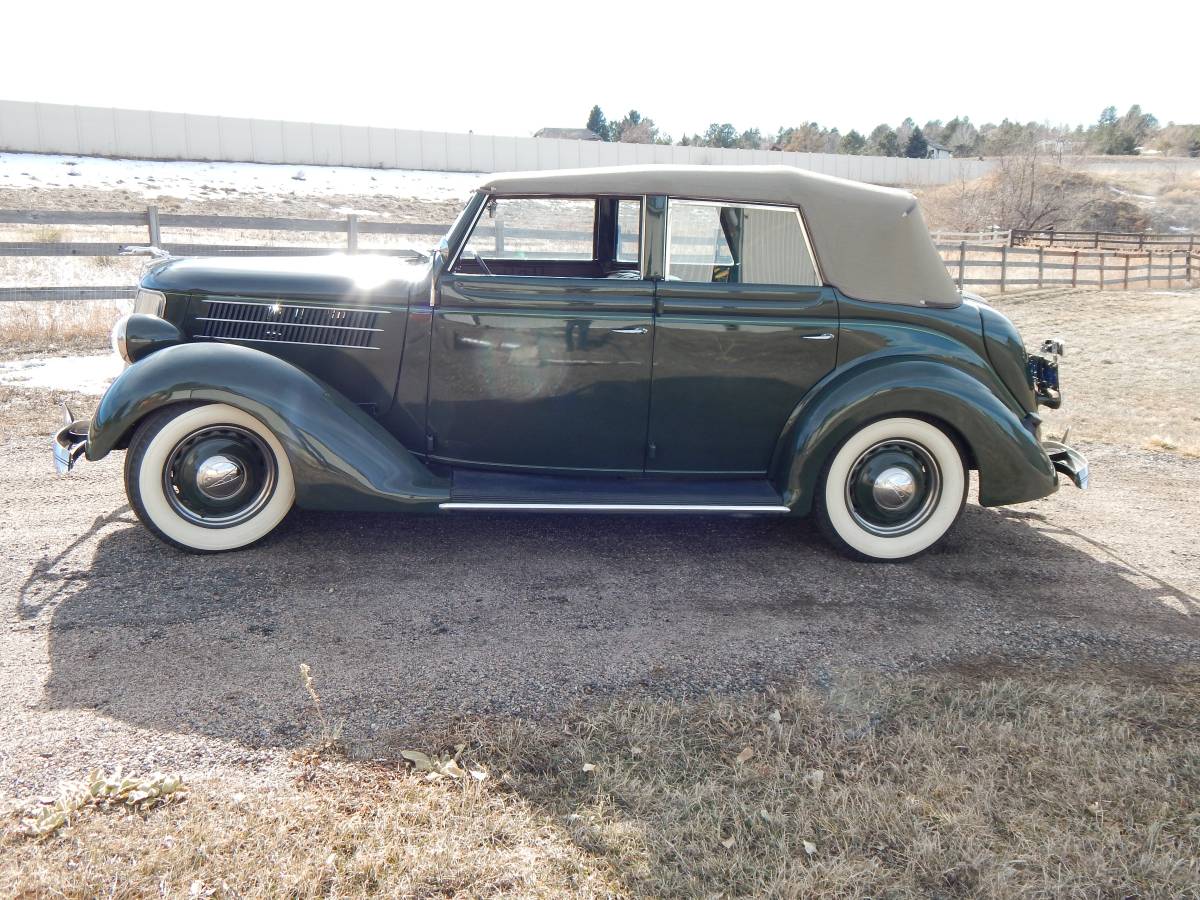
[612,325,648,334]
[801,332,835,341]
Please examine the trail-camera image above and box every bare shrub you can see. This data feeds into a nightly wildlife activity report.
[922,159,1151,234]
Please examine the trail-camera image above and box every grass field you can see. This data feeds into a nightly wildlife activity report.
[4,669,1198,898]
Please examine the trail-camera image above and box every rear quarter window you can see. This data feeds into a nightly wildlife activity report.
[666,199,819,286]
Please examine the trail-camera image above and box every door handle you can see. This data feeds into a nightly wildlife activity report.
[612,325,648,334]
[801,332,835,341]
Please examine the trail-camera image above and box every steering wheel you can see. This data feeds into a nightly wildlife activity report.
[472,251,493,276]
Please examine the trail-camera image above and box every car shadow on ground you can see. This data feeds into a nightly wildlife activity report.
[20,501,1200,756]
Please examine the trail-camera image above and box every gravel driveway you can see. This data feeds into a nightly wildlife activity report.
[3,288,1200,798]
[3,383,1199,800]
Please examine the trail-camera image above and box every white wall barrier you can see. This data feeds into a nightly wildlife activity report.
[0,99,994,186]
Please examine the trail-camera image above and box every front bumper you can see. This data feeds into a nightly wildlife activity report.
[1043,439,1088,490]
[53,404,91,474]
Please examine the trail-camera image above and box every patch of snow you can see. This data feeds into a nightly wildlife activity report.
[1108,186,1157,202]
[0,152,482,204]
[0,353,123,395]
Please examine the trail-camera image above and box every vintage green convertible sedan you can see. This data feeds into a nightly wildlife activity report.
[54,165,1086,560]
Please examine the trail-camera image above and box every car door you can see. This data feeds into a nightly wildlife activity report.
[426,196,655,472]
[647,198,839,474]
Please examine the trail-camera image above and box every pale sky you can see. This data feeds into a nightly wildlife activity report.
[1,0,1194,140]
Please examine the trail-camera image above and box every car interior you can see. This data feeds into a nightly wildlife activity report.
[450,195,642,279]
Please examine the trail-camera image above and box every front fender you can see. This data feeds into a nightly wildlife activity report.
[89,342,448,511]
[771,358,1056,514]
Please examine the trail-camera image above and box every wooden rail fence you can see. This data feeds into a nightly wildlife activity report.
[930,229,1011,246]
[0,206,441,257]
[1011,228,1199,253]
[937,241,1198,292]
[0,207,1196,301]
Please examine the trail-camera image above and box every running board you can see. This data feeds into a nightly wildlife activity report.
[440,502,791,513]
[445,468,790,513]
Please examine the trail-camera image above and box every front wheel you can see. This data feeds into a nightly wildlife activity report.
[815,417,967,562]
[125,402,295,553]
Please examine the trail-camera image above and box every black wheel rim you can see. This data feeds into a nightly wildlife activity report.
[844,438,942,537]
[163,425,277,528]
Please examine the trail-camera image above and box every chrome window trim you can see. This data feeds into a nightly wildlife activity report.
[664,197,826,288]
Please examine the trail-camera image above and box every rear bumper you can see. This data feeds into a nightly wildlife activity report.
[52,404,91,474]
[1043,439,1088,489]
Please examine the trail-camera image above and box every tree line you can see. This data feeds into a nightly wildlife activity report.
[583,105,1200,158]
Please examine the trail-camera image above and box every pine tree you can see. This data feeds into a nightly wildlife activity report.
[586,105,609,141]
[904,127,929,159]
[701,123,739,148]
[839,130,867,155]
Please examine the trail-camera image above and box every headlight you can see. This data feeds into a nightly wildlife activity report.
[111,313,182,364]
[111,314,132,363]
[133,288,166,317]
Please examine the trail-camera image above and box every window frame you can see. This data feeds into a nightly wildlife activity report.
[664,197,824,288]
[613,198,644,267]
[448,192,649,278]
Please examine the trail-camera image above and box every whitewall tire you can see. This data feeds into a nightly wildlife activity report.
[815,417,967,562]
[124,403,295,553]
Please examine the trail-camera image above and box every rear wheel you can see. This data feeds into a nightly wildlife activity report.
[815,417,967,561]
[125,403,295,553]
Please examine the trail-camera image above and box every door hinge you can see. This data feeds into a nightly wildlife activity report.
[425,432,436,454]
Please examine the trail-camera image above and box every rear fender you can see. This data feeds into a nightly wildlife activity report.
[89,342,448,511]
[771,358,1056,514]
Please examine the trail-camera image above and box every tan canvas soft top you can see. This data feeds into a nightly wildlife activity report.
[478,165,960,307]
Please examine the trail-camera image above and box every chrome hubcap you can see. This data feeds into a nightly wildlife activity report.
[872,466,917,511]
[163,425,277,529]
[195,455,246,500]
[845,439,942,537]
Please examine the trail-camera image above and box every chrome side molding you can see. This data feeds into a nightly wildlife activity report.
[440,502,791,513]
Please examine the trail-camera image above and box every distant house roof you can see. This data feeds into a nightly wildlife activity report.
[927,141,951,152]
[534,127,603,141]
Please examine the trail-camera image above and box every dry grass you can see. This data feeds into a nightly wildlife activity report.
[4,670,1199,898]
[1160,177,1200,203]
[0,299,126,356]
[994,288,1200,455]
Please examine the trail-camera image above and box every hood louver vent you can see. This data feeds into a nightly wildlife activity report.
[197,299,384,350]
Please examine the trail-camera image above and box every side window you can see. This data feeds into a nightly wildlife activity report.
[463,197,596,259]
[666,199,819,286]
[615,199,641,264]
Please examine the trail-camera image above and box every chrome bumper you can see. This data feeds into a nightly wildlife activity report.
[53,404,90,474]
[1043,439,1088,490]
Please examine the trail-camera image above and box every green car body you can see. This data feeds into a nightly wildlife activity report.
[56,164,1086,559]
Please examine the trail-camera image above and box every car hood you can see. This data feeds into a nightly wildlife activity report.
[141,254,429,304]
